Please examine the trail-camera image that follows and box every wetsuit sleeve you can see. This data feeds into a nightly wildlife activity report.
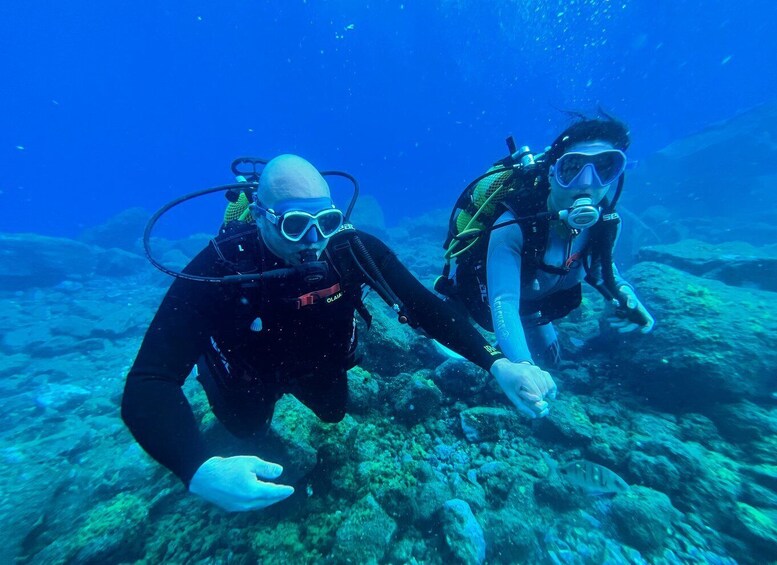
[486,211,534,363]
[121,246,220,486]
[356,231,504,371]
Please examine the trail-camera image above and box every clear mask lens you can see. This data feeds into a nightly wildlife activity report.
[555,150,627,187]
[280,209,343,241]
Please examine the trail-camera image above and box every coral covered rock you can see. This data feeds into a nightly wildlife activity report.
[346,366,380,414]
[459,407,519,442]
[626,452,681,493]
[638,240,777,292]
[440,499,486,564]
[536,396,595,445]
[603,261,777,407]
[267,396,320,483]
[357,294,439,376]
[610,486,682,553]
[730,503,777,559]
[433,358,489,399]
[331,494,397,563]
[392,370,443,424]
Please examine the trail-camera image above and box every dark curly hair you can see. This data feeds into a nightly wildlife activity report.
[544,110,631,165]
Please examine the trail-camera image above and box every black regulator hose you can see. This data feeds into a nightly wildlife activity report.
[143,182,297,284]
[320,170,360,222]
[350,235,413,325]
[598,175,626,298]
[144,161,360,284]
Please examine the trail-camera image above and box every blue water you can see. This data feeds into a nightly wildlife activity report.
[2,0,775,237]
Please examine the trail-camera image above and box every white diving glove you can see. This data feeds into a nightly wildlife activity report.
[608,285,655,334]
[189,455,294,512]
[490,358,557,419]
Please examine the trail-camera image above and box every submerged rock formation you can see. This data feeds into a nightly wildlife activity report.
[601,260,777,406]
[625,102,777,221]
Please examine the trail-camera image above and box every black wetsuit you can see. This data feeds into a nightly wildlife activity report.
[122,226,503,485]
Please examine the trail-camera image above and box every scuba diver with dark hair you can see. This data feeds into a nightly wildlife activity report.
[435,114,654,416]
[122,154,553,513]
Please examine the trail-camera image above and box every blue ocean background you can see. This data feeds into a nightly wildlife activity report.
[2,1,777,564]
[3,0,775,236]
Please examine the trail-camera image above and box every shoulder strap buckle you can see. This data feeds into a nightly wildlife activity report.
[295,283,342,309]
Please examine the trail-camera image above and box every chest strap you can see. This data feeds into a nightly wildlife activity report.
[295,283,342,309]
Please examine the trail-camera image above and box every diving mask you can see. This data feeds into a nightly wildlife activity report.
[552,149,627,189]
[254,197,344,242]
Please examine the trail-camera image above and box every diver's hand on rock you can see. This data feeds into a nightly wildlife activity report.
[189,455,294,512]
[490,358,557,419]
[607,285,655,334]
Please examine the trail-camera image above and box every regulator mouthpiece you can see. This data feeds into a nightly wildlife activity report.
[299,249,318,264]
[557,197,600,229]
[297,250,329,284]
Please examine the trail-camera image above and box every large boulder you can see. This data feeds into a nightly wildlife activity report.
[610,486,682,554]
[79,207,150,252]
[603,261,777,408]
[433,359,489,400]
[0,233,147,291]
[624,102,777,221]
[440,499,486,564]
[638,239,777,292]
[346,366,381,414]
[535,396,595,445]
[357,294,440,376]
[391,371,443,425]
[0,233,99,289]
[730,503,777,560]
[266,395,320,483]
[614,103,777,259]
[331,494,397,564]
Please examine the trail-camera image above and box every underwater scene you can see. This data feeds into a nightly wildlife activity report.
[1,1,776,564]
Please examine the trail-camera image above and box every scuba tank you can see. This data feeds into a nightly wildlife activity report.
[444,137,542,261]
